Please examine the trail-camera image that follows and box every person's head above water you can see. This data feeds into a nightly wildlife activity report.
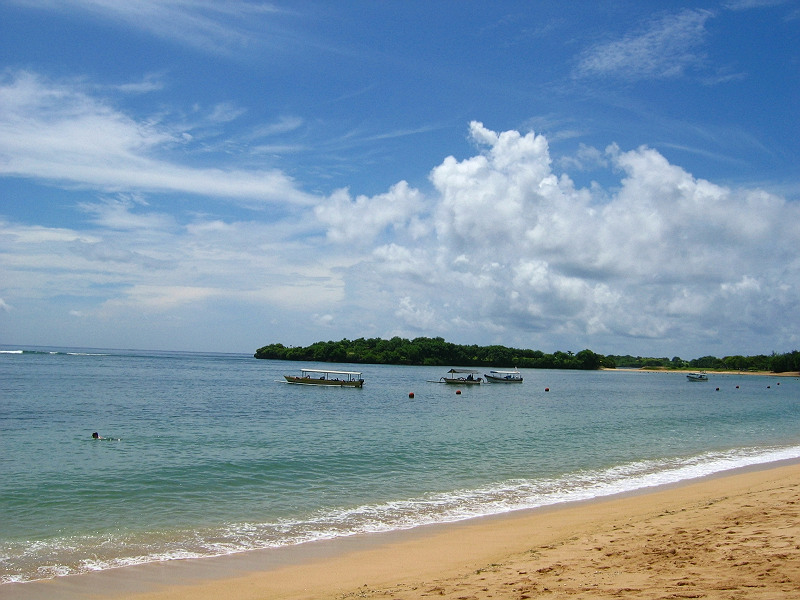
[92,432,100,439]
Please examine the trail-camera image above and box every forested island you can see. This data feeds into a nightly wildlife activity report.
[255,337,800,373]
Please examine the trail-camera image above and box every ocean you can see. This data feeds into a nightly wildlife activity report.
[1,346,799,587]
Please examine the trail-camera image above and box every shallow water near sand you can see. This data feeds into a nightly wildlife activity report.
[1,346,799,585]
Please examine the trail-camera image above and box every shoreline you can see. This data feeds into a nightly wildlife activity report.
[8,459,800,600]
[609,367,800,377]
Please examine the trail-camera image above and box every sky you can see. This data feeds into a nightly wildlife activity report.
[1,1,799,358]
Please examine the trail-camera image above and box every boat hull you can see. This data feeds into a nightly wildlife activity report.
[284,375,364,388]
[484,374,523,383]
[440,377,482,384]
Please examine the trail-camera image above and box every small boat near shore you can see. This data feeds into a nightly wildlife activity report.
[440,368,483,384]
[686,372,709,382]
[284,368,364,387]
[484,369,523,383]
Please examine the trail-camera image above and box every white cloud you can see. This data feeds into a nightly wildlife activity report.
[724,0,788,9]
[0,71,316,206]
[721,276,761,295]
[576,9,714,80]
[245,116,305,140]
[315,181,426,245]
[558,143,608,172]
[12,0,289,55]
[394,296,438,331]
[329,122,799,354]
[112,72,166,94]
[2,119,798,355]
[78,196,177,231]
[313,313,334,327]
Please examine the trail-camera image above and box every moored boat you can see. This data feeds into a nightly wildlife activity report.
[440,368,482,384]
[484,369,523,383]
[284,368,364,387]
[686,372,708,382]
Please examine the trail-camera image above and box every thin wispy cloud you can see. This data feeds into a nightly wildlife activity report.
[0,71,316,206]
[575,9,714,80]
[724,0,789,9]
[13,0,289,55]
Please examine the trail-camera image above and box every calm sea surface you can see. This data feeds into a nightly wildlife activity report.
[1,346,799,585]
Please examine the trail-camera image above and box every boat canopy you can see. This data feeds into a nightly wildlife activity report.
[300,368,362,376]
[446,368,480,374]
[488,369,520,374]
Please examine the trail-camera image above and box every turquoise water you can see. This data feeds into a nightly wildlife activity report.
[1,346,799,585]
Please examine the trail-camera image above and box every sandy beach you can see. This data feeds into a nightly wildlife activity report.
[17,460,793,600]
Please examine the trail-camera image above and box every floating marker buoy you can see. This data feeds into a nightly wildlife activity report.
[456,390,461,395]
[767,385,771,389]
[736,385,739,389]
[716,387,720,391]
[408,392,414,398]
[545,387,550,392]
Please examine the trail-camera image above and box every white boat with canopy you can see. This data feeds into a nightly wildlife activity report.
[484,369,523,383]
[686,372,708,382]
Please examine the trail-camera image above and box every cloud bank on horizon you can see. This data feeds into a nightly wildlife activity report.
[0,1,798,357]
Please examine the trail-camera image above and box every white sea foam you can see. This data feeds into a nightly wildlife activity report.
[322,445,799,529]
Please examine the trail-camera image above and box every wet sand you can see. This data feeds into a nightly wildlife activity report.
[15,460,795,600]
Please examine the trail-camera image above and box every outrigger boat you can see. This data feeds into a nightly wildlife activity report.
[440,368,482,384]
[484,369,523,383]
[284,368,364,388]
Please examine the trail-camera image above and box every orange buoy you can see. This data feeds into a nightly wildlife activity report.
[456,390,461,395]
[408,392,414,398]
[545,387,550,392]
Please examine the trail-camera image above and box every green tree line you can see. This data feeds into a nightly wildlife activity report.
[255,337,605,370]
[606,350,800,373]
[255,337,800,373]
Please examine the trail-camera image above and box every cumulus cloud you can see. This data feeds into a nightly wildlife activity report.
[320,122,799,354]
[315,181,427,245]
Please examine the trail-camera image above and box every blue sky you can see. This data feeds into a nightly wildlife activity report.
[1,1,798,357]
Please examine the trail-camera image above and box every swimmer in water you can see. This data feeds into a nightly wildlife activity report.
[91,432,104,439]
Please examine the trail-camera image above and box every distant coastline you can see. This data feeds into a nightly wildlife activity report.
[255,337,800,374]
[612,367,800,377]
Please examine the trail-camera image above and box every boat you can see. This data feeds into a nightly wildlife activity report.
[484,369,523,383]
[686,372,708,382]
[440,368,482,384]
[284,368,364,387]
